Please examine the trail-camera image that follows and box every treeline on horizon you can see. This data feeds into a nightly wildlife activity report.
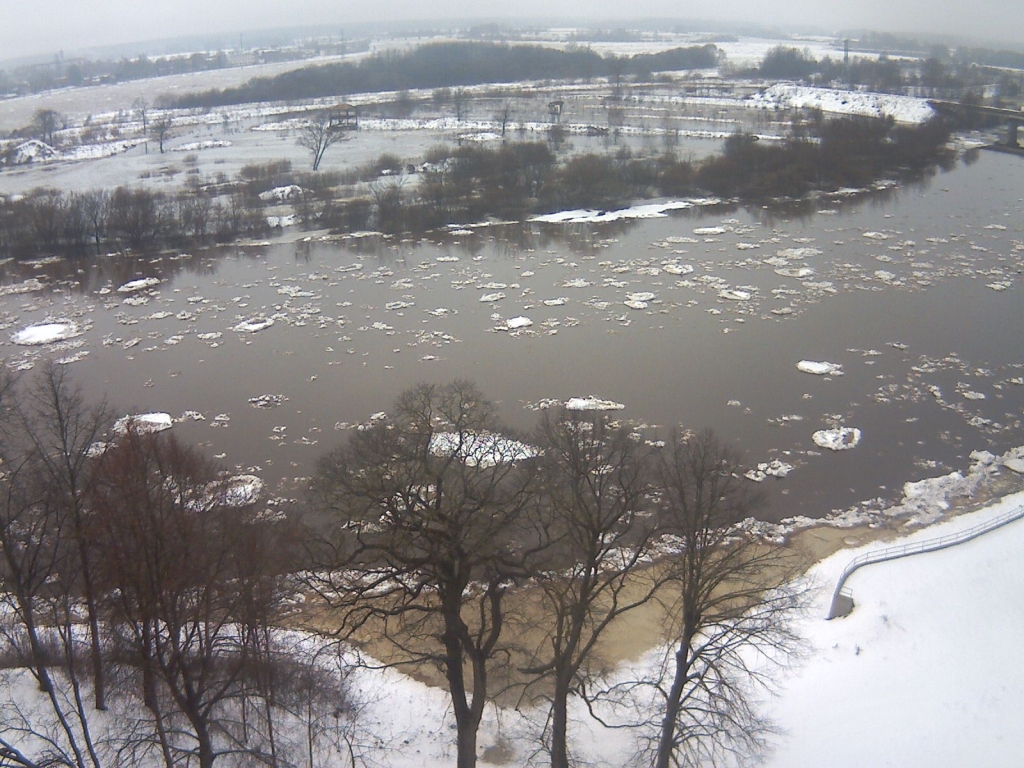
[166,41,721,109]
[754,45,1023,100]
[0,114,953,260]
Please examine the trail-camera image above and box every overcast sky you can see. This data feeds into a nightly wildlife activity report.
[3,1,1023,62]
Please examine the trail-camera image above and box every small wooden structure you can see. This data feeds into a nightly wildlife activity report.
[547,99,564,123]
[326,103,358,131]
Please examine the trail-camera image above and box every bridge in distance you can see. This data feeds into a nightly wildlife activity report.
[928,100,1024,153]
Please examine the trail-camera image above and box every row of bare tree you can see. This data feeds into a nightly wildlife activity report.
[308,381,804,768]
[0,368,801,768]
[0,186,268,259]
[0,363,355,768]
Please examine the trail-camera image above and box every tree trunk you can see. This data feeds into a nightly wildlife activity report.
[655,636,694,768]
[442,596,478,768]
[549,674,572,768]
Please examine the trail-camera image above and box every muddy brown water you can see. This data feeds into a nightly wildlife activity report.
[2,152,1024,525]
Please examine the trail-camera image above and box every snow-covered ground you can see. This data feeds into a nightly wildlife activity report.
[762,491,1024,767]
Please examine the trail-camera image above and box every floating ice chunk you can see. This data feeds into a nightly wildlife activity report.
[429,432,538,467]
[117,277,161,293]
[232,317,275,333]
[197,332,223,341]
[624,300,649,310]
[745,459,794,482]
[0,278,46,296]
[862,231,890,240]
[627,292,656,303]
[562,278,591,288]
[214,475,264,507]
[718,289,751,301]
[479,292,505,303]
[113,412,173,435]
[11,321,82,346]
[812,426,861,451]
[565,396,625,411]
[662,263,694,275]
[797,360,843,376]
[506,316,533,330]
[248,394,289,409]
[693,226,726,235]
[542,298,568,306]
[775,267,815,278]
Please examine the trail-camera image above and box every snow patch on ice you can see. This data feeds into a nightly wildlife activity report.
[813,426,861,451]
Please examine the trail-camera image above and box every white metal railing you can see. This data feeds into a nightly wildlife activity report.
[826,504,1024,619]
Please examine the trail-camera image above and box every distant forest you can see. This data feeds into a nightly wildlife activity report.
[167,42,720,109]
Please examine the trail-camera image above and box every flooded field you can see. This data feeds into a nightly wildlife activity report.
[2,148,1023,521]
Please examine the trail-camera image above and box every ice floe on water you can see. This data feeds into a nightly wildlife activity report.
[428,431,538,467]
[11,321,83,346]
[479,292,505,303]
[0,278,46,296]
[232,317,275,333]
[529,199,717,224]
[249,394,289,409]
[117,277,161,293]
[113,412,173,435]
[797,360,844,376]
[775,267,815,278]
[718,289,752,301]
[212,474,264,507]
[745,459,795,482]
[625,291,657,309]
[812,426,861,451]
[565,396,626,411]
[505,316,533,330]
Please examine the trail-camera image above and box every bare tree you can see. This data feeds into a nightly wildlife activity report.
[495,100,514,138]
[297,112,347,171]
[79,189,109,253]
[648,428,804,768]
[133,98,149,153]
[522,408,663,768]
[18,362,112,711]
[452,88,469,121]
[310,381,538,768]
[150,117,172,154]
[90,428,288,768]
[32,108,61,145]
[0,369,105,768]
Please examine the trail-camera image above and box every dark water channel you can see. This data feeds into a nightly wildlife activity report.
[2,150,1023,521]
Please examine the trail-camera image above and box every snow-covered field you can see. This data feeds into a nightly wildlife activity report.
[762,491,1024,767]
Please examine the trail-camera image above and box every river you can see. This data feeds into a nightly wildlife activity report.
[2,148,1022,521]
